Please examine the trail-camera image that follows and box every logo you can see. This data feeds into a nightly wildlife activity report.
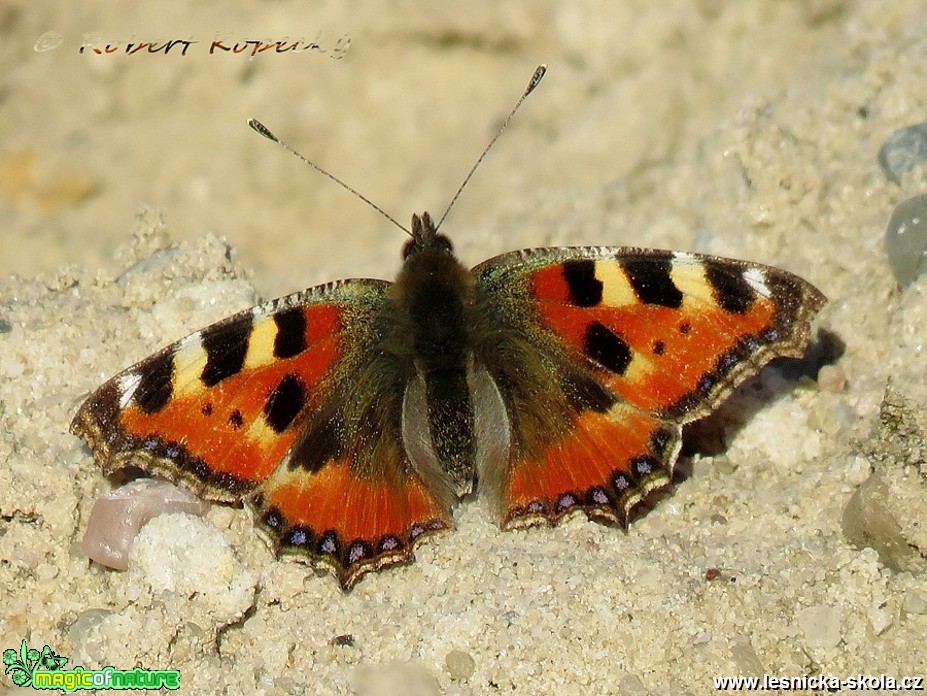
[3,640,180,691]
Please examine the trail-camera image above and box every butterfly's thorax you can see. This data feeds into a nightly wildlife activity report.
[394,247,474,370]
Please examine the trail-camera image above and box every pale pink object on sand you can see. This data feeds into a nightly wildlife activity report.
[82,478,209,570]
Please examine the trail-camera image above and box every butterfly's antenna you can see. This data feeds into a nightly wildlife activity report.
[434,64,547,232]
[248,118,412,237]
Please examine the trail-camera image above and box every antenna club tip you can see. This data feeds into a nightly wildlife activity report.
[248,118,277,142]
[526,64,547,94]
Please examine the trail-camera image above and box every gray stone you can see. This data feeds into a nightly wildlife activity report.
[884,194,927,287]
[878,123,927,183]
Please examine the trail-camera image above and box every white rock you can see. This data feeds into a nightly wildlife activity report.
[902,592,927,615]
[130,512,256,623]
[796,605,842,650]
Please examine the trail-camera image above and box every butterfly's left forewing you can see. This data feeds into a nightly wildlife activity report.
[72,278,452,589]
[472,247,825,528]
[73,281,379,498]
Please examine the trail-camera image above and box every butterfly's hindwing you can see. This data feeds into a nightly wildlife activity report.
[252,331,455,588]
[503,405,679,526]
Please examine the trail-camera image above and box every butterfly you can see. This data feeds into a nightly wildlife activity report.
[70,68,826,590]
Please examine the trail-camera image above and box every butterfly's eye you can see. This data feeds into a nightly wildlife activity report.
[434,234,454,253]
[401,238,416,259]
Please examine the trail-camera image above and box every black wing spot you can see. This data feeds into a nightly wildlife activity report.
[653,340,666,356]
[273,308,308,358]
[585,322,632,375]
[228,409,244,429]
[133,352,175,414]
[705,265,756,314]
[264,374,308,433]
[622,255,683,308]
[562,259,603,307]
[292,413,343,473]
[201,319,251,387]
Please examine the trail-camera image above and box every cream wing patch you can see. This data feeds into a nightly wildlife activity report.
[594,259,637,307]
[243,315,280,370]
[172,333,209,398]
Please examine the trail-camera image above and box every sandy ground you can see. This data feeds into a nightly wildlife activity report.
[2,1,926,694]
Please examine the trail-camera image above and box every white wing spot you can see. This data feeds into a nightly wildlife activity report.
[175,332,202,357]
[117,372,142,409]
[743,267,771,297]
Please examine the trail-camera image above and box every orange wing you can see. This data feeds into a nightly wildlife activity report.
[473,248,825,527]
[72,279,451,589]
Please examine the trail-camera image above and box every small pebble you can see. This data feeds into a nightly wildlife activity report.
[884,194,927,287]
[34,562,59,582]
[816,364,847,393]
[68,608,113,649]
[796,604,842,650]
[618,674,648,696]
[902,592,927,615]
[351,662,439,696]
[132,512,257,623]
[842,472,913,571]
[445,649,476,681]
[730,636,765,677]
[869,604,894,635]
[878,122,927,183]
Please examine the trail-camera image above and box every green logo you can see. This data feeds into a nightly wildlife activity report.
[3,640,180,691]
[3,641,67,687]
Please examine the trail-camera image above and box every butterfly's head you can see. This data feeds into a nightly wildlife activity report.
[402,212,454,259]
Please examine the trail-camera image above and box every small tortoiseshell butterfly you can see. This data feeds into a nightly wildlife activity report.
[71,67,826,589]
